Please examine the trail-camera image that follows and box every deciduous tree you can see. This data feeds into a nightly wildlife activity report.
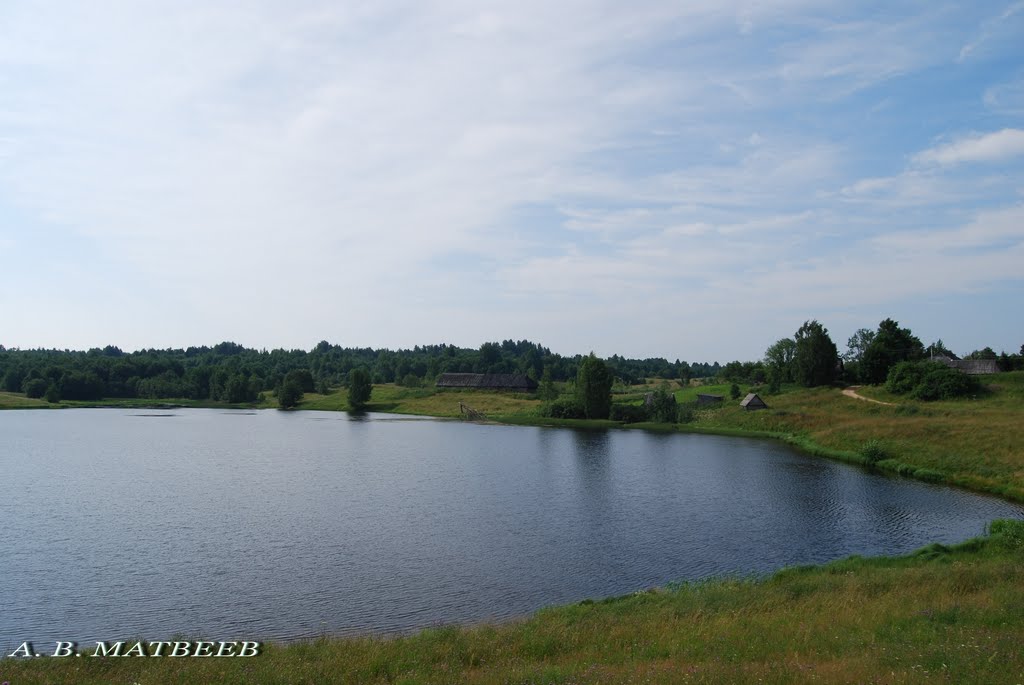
[576,353,613,420]
[793,320,839,387]
[348,368,372,410]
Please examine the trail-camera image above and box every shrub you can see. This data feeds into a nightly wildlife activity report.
[859,439,887,465]
[677,404,695,423]
[610,404,648,423]
[989,519,1024,550]
[886,361,927,395]
[910,366,979,401]
[23,377,48,399]
[648,388,678,423]
[886,361,980,401]
[542,397,586,419]
[729,383,740,400]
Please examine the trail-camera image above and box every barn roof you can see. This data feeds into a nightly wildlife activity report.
[740,392,767,408]
[936,359,1000,375]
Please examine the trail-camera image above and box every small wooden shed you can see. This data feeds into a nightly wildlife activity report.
[740,393,767,410]
[696,393,723,406]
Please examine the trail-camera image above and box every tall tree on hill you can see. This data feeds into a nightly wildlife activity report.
[793,320,838,387]
[764,338,797,383]
[576,353,613,420]
[348,368,372,410]
[861,318,924,384]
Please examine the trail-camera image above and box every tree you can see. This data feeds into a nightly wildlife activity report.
[861,318,924,384]
[648,386,678,423]
[764,338,797,383]
[347,368,372,410]
[23,377,47,398]
[576,353,613,419]
[793,320,838,387]
[966,347,997,360]
[844,328,875,363]
[537,367,558,401]
[928,339,956,358]
[278,379,303,408]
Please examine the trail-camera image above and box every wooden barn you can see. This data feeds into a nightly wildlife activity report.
[435,373,538,392]
[935,358,1000,375]
[740,393,768,410]
[697,393,723,406]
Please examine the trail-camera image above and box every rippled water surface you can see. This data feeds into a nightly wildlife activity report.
[2,408,1021,648]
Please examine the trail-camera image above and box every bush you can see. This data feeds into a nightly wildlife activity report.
[989,519,1024,550]
[859,439,887,465]
[910,366,979,401]
[396,373,422,388]
[648,388,678,423]
[610,404,648,423]
[542,397,586,419]
[886,361,980,401]
[886,361,927,395]
[677,403,695,423]
[729,383,741,400]
[23,377,48,399]
[278,379,303,408]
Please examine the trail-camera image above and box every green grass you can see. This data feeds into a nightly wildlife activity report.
[0,391,51,408]
[6,521,1024,684]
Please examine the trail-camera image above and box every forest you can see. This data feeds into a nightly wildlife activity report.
[0,339,718,403]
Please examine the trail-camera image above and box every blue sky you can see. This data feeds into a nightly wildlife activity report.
[1,1,1022,362]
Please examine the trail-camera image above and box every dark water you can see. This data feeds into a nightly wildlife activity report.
[1,408,1021,649]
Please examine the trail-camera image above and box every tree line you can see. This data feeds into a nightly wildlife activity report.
[0,340,719,404]
[720,318,1023,398]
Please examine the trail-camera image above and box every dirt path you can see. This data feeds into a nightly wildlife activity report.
[842,386,896,406]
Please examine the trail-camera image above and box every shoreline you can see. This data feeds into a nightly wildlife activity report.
[5,388,1024,504]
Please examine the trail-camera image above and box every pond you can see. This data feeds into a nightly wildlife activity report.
[2,408,1021,649]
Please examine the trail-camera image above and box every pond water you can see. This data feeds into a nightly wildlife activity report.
[2,408,1021,649]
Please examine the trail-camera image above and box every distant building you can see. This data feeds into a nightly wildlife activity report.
[696,393,723,406]
[435,373,538,391]
[740,393,768,410]
[934,358,1000,375]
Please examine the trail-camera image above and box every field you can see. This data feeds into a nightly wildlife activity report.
[4,521,1023,684]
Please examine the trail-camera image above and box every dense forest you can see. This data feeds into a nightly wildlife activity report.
[2,318,1019,405]
[0,340,720,403]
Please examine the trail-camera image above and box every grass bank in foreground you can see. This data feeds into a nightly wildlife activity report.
[5,520,1023,684]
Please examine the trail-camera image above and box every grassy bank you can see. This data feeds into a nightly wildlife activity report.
[5,520,1023,684]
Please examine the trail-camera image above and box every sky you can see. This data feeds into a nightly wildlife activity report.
[1,1,1022,362]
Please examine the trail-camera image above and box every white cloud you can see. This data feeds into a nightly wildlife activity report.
[914,129,1024,166]
[0,1,1021,358]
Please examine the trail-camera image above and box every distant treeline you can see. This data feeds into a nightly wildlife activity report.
[0,340,721,403]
